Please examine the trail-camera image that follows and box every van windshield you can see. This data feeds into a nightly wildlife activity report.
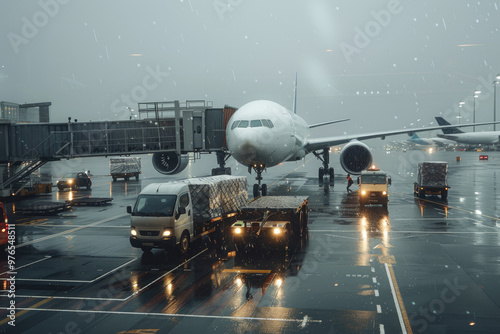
[133,195,177,216]
[361,175,386,184]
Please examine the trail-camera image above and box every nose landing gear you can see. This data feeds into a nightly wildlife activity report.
[250,165,267,198]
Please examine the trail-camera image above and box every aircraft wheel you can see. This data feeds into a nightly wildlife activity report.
[253,184,260,198]
[262,184,267,196]
[329,167,334,185]
[318,167,324,182]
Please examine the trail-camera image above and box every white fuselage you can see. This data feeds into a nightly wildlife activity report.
[226,100,309,168]
[438,132,500,145]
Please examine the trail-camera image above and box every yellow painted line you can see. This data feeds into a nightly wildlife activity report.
[385,263,413,334]
[0,297,53,326]
[222,269,272,274]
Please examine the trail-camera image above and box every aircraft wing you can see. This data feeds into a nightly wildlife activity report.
[304,121,500,153]
[308,118,350,129]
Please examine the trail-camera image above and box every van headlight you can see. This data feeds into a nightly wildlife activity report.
[273,228,281,235]
[131,227,137,236]
[163,230,172,237]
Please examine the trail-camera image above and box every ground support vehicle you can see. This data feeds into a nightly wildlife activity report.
[231,196,309,255]
[357,167,391,209]
[57,172,92,191]
[128,175,248,256]
[110,157,141,181]
[414,161,449,200]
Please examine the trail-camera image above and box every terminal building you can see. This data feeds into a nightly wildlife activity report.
[0,101,51,123]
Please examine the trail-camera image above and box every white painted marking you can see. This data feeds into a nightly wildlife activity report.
[380,324,385,334]
[14,307,323,324]
[374,290,379,297]
[385,263,407,334]
[371,267,375,273]
[376,305,382,313]
[4,258,137,284]
[16,214,128,248]
[0,256,51,276]
[372,277,377,284]
[1,249,208,302]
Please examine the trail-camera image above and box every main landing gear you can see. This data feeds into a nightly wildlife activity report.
[250,164,267,198]
[313,148,334,191]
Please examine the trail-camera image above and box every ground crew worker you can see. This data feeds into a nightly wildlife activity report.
[347,174,353,192]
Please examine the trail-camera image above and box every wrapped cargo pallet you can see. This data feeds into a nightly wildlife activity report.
[176,175,248,221]
[417,161,448,187]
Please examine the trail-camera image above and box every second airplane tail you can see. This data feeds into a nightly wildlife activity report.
[435,117,465,134]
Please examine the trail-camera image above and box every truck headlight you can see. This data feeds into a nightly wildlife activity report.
[273,228,281,235]
[68,179,73,184]
[163,230,172,237]
[382,191,387,195]
[361,190,366,196]
[131,228,137,236]
[234,227,242,234]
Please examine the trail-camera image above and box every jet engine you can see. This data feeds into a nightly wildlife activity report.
[152,152,189,175]
[339,141,373,175]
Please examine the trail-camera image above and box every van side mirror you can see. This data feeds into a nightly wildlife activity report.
[178,207,186,215]
[127,206,132,214]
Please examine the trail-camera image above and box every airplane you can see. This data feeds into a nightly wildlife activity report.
[435,117,500,145]
[225,99,500,198]
[407,133,455,147]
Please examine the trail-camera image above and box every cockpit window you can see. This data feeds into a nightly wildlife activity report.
[238,120,249,128]
[250,120,262,127]
[231,120,240,130]
[267,119,274,128]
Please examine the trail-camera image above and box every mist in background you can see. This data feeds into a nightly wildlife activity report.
[1,0,500,139]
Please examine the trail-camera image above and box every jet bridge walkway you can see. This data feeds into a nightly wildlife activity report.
[0,100,236,197]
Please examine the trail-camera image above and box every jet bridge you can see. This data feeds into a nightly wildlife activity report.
[0,100,236,197]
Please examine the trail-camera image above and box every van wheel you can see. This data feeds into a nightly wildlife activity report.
[179,232,190,255]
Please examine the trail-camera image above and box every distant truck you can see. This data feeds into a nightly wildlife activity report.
[231,196,309,253]
[128,175,248,255]
[110,157,141,181]
[357,167,391,208]
[414,161,449,200]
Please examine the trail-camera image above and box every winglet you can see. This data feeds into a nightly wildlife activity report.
[293,72,298,114]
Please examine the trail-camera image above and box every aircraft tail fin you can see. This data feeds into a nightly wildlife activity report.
[435,117,464,134]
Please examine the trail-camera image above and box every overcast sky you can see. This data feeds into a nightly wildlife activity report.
[1,0,500,137]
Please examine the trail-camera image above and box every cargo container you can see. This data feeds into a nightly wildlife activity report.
[110,157,141,181]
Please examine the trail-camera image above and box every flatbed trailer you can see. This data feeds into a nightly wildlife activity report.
[70,197,113,206]
[15,201,71,215]
[231,196,308,253]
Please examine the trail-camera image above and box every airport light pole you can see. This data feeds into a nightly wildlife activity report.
[494,75,500,131]
[473,90,481,132]
[458,101,465,124]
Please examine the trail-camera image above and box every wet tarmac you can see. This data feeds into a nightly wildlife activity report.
[1,148,500,333]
